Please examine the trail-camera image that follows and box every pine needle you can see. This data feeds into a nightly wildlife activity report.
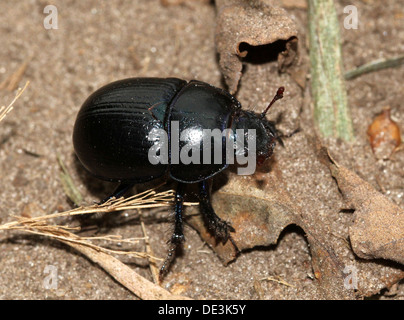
[0,81,29,123]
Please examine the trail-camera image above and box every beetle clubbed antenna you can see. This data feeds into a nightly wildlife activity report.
[260,86,284,119]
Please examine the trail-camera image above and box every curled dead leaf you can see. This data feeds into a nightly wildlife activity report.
[187,163,298,264]
[215,0,298,93]
[187,154,355,299]
[367,107,402,159]
[327,154,404,266]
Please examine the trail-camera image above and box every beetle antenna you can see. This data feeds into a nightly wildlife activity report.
[260,86,284,118]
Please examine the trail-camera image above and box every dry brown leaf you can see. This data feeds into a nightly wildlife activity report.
[215,0,298,93]
[187,162,298,264]
[328,155,404,265]
[367,107,402,159]
[304,229,354,300]
[187,137,402,299]
[187,157,355,299]
[186,135,355,299]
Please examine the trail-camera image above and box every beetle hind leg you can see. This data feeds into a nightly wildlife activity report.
[78,182,135,225]
[98,181,135,205]
[198,180,235,243]
[159,183,186,279]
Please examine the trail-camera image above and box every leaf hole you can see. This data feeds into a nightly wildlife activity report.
[237,40,289,64]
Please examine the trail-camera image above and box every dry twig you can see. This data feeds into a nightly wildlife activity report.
[345,54,404,80]
[261,276,295,288]
[0,60,29,91]
[0,81,29,123]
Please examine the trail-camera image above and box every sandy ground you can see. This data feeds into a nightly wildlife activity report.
[0,0,403,300]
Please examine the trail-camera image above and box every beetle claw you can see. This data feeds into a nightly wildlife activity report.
[207,218,234,243]
[160,233,185,280]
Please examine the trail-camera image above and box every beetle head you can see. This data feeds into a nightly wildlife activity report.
[256,119,278,166]
[255,87,284,166]
[233,114,278,167]
[232,87,284,167]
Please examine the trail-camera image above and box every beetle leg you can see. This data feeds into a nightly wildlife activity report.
[159,182,186,279]
[99,182,135,205]
[198,180,235,243]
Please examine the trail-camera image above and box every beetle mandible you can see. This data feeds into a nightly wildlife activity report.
[73,77,284,278]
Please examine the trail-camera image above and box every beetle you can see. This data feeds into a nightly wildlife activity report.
[73,77,284,278]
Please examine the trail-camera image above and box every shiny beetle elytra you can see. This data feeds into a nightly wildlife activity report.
[73,77,284,278]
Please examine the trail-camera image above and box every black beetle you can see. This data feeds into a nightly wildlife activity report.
[73,77,284,277]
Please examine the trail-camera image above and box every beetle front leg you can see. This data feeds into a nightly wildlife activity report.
[198,180,235,243]
[159,182,186,279]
